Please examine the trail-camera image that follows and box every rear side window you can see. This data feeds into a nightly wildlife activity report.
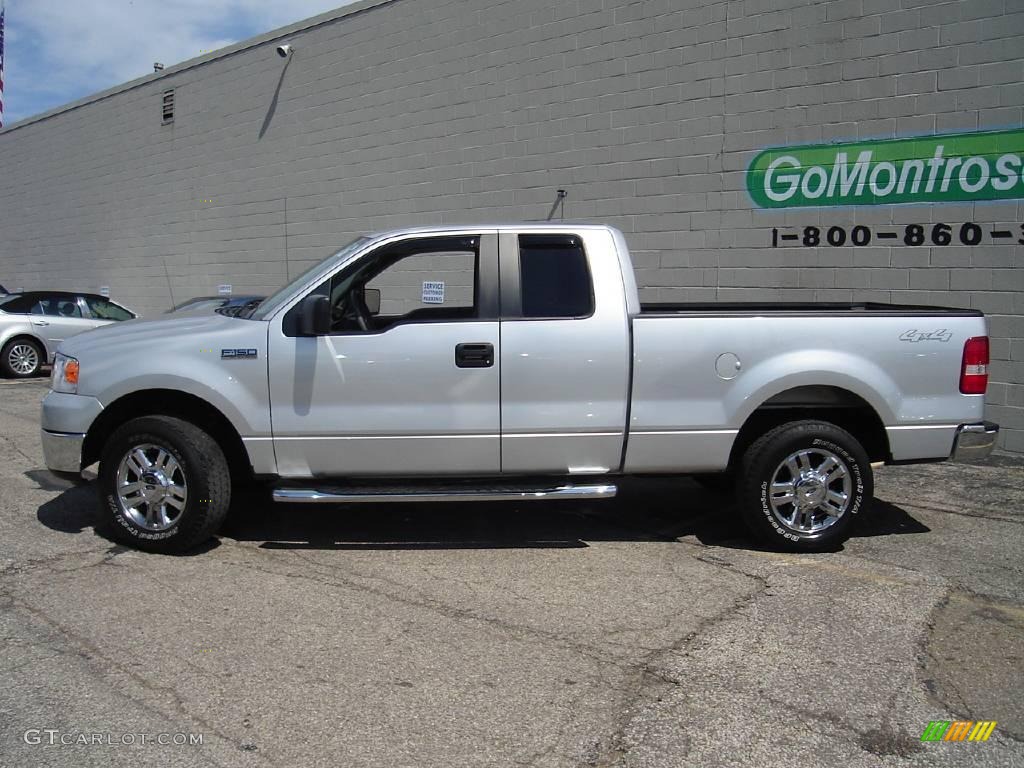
[518,235,593,318]
[0,295,35,313]
[84,296,134,321]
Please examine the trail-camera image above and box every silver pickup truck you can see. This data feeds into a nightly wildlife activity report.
[41,223,998,553]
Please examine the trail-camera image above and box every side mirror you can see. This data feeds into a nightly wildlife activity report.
[363,288,381,315]
[298,294,331,336]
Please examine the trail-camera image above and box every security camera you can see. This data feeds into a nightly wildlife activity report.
[276,44,294,58]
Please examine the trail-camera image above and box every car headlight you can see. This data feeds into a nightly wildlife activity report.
[51,353,80,394]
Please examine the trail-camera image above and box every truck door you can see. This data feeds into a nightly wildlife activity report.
[498,230,631,474]
[266,232,502,478]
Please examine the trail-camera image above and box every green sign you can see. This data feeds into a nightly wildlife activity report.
[747,127,1024,208]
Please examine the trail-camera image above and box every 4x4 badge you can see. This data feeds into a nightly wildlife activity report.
[221,348,258,359]
[900,329,952,343]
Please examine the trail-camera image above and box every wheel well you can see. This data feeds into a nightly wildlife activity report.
[728,386,890,468]
[3,334,46,352]
[82,389,252,481]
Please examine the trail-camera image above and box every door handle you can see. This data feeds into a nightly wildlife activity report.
[455,342,494,368]
[32,320,49,326]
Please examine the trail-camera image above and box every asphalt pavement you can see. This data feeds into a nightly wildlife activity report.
[1,376,1022,767]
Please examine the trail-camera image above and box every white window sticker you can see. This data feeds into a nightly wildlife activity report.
[422,281,445,304]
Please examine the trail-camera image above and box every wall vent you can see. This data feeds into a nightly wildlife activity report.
[161,90,175,124]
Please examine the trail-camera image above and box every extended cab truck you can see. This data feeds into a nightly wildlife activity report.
[41,224,998,553]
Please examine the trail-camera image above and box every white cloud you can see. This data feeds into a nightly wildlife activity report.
[5,0,354,123]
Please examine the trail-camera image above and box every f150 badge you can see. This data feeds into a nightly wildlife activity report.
[221,348,258,359]
[899,329,952,343]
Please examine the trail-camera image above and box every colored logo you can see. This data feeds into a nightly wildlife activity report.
[747,128,1024,208]
[920,721,997,742]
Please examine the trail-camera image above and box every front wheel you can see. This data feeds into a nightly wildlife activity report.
[738,420,872,552]
[1,338,44,378]
[99,415,231,553]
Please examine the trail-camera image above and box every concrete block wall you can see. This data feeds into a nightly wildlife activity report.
[0,0,1021,449]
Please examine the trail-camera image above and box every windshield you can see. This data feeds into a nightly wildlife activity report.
[247,237,369,320]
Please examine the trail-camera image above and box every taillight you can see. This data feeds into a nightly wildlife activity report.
[959,336,989,395]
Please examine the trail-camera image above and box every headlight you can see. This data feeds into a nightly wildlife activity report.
[51,353,80,394]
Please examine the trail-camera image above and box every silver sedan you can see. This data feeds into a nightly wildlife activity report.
[0,291,136,377]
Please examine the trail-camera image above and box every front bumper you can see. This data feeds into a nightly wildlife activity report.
[951,421,999,462]
[41,429,86,474]
[40,390,103,475]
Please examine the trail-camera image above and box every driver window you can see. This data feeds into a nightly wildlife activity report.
[327,235,480,333]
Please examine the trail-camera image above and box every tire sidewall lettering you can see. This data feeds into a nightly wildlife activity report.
[105,438,190,542]
[810,437,864,515]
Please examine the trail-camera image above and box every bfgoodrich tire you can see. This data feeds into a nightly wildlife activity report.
[1,337,44,378]
[738,420,872,552]
[99,415,231,553]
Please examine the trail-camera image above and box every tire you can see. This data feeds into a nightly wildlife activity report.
[738,420,872,552]
[1,337,44,378]
[98,415,231,553]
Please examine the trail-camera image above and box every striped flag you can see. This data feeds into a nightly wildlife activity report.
[0,3,5,128]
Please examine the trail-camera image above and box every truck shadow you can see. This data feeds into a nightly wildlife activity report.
[33,473,928,553]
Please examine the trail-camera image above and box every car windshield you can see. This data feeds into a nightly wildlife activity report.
[247,237,368,320]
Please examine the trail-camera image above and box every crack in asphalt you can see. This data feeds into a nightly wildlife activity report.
[577,545,769,767]
[0,546,114,577]
[0,579,276,768]
[914,587,1024,747]
[757,690,924,759]
[219,545,645,674]
[0,432,39,466]
[213,536,768,768]
[895,500,1023,525]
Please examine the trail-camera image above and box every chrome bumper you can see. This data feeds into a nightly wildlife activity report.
[951,422,999,462]
[41,429,86,474]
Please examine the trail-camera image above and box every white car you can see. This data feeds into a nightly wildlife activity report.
[0,291,136,377]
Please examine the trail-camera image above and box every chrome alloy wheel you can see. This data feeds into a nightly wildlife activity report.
[8,343,39,374]
[768,447,852,535]
[115,444,188,531]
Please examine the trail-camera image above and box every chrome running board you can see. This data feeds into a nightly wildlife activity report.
[272,483,617,504]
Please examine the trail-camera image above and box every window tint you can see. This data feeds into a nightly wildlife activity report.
[41,297,84,318]
[84,296,134,321]
[518,235,593,318]
[0,295,36,314]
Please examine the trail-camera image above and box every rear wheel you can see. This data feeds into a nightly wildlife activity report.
[99,415,231,553]
[738,420,872,551]
[1,338,44,378]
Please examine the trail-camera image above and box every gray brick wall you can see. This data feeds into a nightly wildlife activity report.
[0,0,1022,450]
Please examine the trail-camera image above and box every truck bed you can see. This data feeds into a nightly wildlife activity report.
[639,302,982,317]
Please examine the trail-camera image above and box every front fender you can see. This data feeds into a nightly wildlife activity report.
[94,371,271,439]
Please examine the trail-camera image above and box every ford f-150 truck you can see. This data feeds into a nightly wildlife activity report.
[41,223,998,553]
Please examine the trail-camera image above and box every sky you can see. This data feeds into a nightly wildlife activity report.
[1,0,356,125]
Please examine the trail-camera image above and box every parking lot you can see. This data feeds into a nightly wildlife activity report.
[0,376,1022,767]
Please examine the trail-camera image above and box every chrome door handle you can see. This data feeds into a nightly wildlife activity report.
[32,320,49,326]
